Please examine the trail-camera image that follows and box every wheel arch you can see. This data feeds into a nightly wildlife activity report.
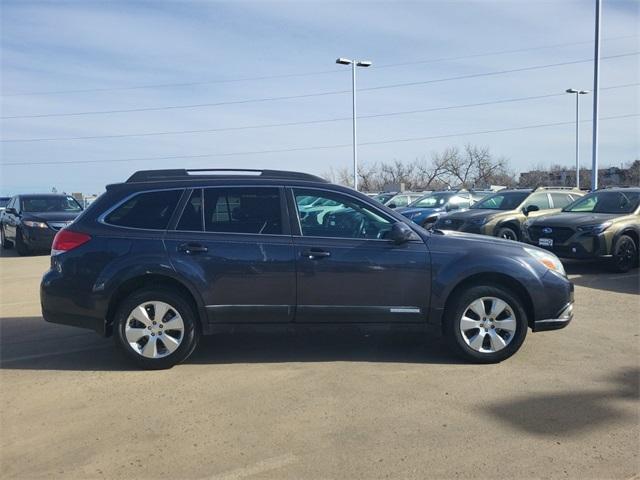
[494,220,521,239]
[442,272,536,331]
[105,273,204,337]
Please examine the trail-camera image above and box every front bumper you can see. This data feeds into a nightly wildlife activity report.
[533,302,574,332]
[523,228,611,260]
[22,226,56,250]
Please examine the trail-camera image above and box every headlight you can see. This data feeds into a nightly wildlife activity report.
[23,220,48,228]
[524,247,566,276]
[471,217,489,225]
[577,222,612,234]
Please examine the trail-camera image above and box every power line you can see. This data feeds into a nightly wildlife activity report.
[2,113,636,167]
[3,83,637,143]
[2,34,637,97]
[2,52,637,121]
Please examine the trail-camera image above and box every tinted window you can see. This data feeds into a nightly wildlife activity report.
[105,190,182,230]
[564,191,640,214]
[22,196,82,213]
[523,193,550,210]
[472,192,530,210]
[550,193,574,209]
[203,187,282,234]
[176,189,203,231]
[410,193,452,208]
[294,189,393,239]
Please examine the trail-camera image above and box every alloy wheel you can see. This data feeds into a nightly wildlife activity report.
[459,297,517,353]
[125,301,185,358]
[615,237,636,271]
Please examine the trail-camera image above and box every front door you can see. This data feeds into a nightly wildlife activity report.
[165,186,296,324]
[290,188,431,323]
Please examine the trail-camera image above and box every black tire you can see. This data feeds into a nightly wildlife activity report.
[610,234,638,273]
[443,285,528,363]
[0,225,13,249]
[114,288,200,369]
[496,226,519,241]
[15,229,30,256]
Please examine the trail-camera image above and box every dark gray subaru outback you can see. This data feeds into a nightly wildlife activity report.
[41,169,574,369]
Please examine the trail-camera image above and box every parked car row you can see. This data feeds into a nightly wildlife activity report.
[0,194,84,255]
[434,186,639,272]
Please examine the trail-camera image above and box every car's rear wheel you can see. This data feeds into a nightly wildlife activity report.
[114,288,200,369]
[496,226,519,241]
[15,229,30,256]
[444,285,528,363]
[611,234,638,273]
[0,225,13,249]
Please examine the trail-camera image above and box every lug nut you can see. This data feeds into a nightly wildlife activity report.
[147,326,152,330]
[151,333,155,336]
[152,321,157,325]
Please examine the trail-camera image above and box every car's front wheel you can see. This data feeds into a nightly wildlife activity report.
[0,225,13,249]
[114,288,200,369]
[15,228,30,256]
[496,226,519,241]
[611,234,638,273]
[444,285,528,363]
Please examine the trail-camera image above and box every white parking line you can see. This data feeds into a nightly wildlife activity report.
[208,454,297,480]
[1,344,113,363]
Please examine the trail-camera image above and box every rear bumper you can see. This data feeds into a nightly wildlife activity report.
[533,302,574,332]
[41,268,107,335]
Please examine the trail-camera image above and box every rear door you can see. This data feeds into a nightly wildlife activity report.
[289,187,431,323]
[165,186,296,324]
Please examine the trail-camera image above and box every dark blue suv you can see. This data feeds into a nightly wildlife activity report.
[41,169,574,369]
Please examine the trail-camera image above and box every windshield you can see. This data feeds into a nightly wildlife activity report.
[472,192,530,210]
[408,193,452,208]
[563,191,640,214]
[21,196,82,213]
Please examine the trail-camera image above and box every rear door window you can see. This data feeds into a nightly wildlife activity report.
[104,190,182,230]
[523,193,550,210]
[550,193,574,209]
[203,187,283,235]
[176,189,203,231]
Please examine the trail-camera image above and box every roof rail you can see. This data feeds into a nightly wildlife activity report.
[533,186,580,191]
[126,168,328,184]
[597,185,638,190]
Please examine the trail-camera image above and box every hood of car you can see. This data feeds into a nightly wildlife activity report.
[442,208,508,222]
[22,211,81,222]
[528,212,623,227]
[436,228,532,250]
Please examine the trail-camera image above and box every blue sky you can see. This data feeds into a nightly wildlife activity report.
[1,0,638,194]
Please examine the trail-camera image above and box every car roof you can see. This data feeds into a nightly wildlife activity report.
[19,193,72,198]
[595,187,640,193]
[125,169,327,185]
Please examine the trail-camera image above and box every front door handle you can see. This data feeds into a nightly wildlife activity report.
[178,243,208,254]
[302,249,331,260]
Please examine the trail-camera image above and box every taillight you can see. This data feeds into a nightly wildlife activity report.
[51,229,91,255]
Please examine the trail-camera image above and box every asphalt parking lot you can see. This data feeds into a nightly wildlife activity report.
[0,248,638,480]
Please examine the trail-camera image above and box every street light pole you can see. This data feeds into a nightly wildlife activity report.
[566,89,590,190]
[591,0,602,190]
[336,58,372,191]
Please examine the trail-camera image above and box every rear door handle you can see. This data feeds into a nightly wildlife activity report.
[178,243,208,254]
[302,249,331,260]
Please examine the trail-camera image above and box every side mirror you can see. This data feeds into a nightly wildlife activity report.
[5,207,17,215]
[388,222,414,244]
[387,203,397,209]
[523,205,539,216]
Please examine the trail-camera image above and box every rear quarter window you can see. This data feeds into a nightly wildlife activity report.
[104,190,182,230]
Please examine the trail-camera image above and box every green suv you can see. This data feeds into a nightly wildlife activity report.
[522,187,640,272]
[435,187,584,241]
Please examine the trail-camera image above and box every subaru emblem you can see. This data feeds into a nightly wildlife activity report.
[542,227,553,234]
[445,219,452,225]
